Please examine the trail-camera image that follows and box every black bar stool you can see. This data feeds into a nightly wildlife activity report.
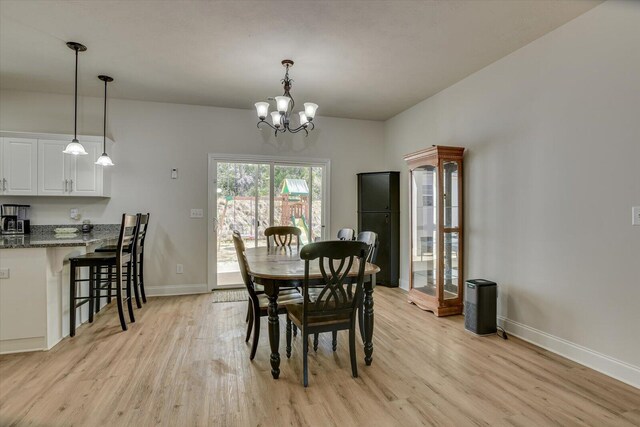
[95,213,150,308]
[68,213,138,336]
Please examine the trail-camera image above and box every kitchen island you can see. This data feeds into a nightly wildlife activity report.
[0,226,119,354]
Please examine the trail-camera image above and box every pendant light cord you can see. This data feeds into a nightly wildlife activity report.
[103,79,107,153]
[74,46,78,140]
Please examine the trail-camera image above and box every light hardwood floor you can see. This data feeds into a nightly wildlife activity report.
[1,287,638,426]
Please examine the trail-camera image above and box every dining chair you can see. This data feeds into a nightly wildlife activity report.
[265,225,302,249]
[243,226,302,326]
[285,240,369,387]
[311,231,379,351]
[337,228,355,241]
[233,231,303,360]
[68,213,138,336]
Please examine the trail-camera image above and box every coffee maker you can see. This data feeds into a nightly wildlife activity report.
[1,204,31,235]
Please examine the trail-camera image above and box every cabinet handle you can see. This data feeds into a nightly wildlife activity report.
[2,178,6,191]
[64,179,68,192]
[69,179,73,192]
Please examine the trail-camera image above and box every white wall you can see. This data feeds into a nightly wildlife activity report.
[385,0,640,385]
[0,91,385,291]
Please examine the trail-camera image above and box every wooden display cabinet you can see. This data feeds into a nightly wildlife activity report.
[404,146,464,316]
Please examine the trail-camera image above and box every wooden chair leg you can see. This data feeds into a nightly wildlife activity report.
[293,324,298,337]
[69,262,77,337]
[249,310,260,360]
[286,317,292,359]
[125,262,136,323]
[131,259,142,309]
[88,266,94,323]
[138,256,147,304]
[245,303,253,343]
[359,298,365,344]
[332,331,337,351]
[115,263,127,331]
[313,333,319,352]
[95,267,102,314]
[303,331,309,387]
[107,265,113,304]
[245,300,251,323]
[349,323,358,378]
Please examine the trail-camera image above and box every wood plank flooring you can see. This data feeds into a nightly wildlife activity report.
[0,287,638,426]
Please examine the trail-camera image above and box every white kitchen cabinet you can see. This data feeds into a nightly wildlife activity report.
[0,137,38,195]
[66,140,103,197]
[1,132,111,197]
[38,139,104,196]
[38,139,70,195]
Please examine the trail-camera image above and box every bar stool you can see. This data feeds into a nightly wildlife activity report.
[68,213,138,336]
[95,213,150,308]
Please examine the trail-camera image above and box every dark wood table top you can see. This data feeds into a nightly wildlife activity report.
[245,246,380,281]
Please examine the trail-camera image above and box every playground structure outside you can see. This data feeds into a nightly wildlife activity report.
[215,179,322,283]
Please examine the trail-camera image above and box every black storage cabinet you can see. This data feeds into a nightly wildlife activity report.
[357,171,400,287]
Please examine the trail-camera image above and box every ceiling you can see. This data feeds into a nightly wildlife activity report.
[0,0,601,121]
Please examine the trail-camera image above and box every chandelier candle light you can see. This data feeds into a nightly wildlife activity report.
[63,42,88,155]
[255,60,318,136]
[95,75,114,166]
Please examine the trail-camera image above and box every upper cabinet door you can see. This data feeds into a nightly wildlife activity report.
[358,172,399,212]
[1,138,38,195]
[38,140,70,195]
[67,141,102,197]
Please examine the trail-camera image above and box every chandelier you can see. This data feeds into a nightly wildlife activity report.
[254,60,318,137]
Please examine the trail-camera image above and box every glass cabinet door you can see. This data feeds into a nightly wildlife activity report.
[443,231,459,299]
[443,161,459,228]
[411,165,437,296]
[442,160,461,300]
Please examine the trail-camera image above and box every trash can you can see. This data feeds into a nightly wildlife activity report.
[464,279,497,335]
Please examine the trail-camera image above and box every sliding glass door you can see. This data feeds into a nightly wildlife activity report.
[208,155,329,289]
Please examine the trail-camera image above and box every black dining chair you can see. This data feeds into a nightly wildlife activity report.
[233,231,303,360]
[285,240,369,387]
[311,231,379,351]
[243,227,302,326]
[68,213,138,336]
[265,225,302,249]
[337,228,356,241]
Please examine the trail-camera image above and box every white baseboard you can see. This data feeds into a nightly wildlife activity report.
[498,316,640,389]
[399,278,410,291]
[145,283,209,297]
[0,337,46,355]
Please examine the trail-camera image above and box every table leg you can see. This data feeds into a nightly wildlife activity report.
[265,283,280,379]
[364,275,375,366]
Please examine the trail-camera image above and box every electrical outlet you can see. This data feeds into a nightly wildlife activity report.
[0,268,9,279]
[633,206,640,226]
[171,168,178,179]
[190,209,204,218]
[70,208,80,220]
[176,264,184,274]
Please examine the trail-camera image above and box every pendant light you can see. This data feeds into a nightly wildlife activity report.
[63,42,88,155]
[95,75,114,166]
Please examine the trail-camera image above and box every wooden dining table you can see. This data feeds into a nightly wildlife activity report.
[244,246,380,380]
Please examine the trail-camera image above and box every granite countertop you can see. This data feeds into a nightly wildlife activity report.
[0,224,120,249]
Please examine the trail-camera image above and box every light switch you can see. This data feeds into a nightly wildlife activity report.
[0,268,9,279]
[190,208,204,218]
[633,206,640,226]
